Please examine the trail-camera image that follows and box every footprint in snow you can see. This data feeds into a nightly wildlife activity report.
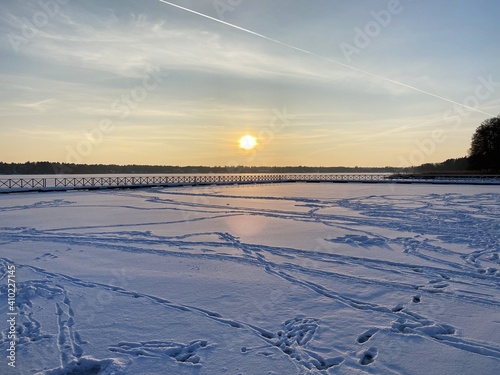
[359,347,378,365]
[108,340,210,365]
[357,328,380,344]
[245,317,344,371]
[35,253,58,261]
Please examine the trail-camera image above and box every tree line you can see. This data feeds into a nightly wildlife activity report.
[0,162,404,175]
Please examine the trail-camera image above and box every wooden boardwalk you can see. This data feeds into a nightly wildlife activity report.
[0,174,499,194]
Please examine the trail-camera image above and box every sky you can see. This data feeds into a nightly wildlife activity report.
[1,0,499,167]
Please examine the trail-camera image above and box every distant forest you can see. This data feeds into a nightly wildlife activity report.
[0,162,405,175]
[0,159,495,176]
[0,157,497,176]
[411,157,470,174]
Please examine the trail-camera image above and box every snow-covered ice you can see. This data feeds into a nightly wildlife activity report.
[0,182,499,374]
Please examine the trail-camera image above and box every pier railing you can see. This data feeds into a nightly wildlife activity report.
[0,174,499,193]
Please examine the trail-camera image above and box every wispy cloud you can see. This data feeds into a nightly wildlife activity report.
[14,7,365,85]
[15,98,57,112]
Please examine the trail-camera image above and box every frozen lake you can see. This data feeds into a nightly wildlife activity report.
[0,183,499,374]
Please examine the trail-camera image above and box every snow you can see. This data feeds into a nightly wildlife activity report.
[0,182,499,374]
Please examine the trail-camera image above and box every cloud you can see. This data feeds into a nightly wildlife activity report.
[7,4,364,86]
[15,98,57,112]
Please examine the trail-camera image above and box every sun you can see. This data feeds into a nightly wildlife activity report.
[239,135,257,150]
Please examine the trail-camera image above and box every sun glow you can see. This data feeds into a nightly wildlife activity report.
[239,135,257,150]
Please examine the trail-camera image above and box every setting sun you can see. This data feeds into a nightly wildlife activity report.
[239,135,257,150]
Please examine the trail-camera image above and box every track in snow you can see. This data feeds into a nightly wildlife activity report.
[0,183,499,374]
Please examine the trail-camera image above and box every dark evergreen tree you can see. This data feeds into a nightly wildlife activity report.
[469,117,500,171]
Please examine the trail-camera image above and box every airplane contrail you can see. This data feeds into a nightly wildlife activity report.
[157,0,495,117]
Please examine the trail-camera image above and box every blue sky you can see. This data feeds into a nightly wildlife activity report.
[1,0,499,167]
